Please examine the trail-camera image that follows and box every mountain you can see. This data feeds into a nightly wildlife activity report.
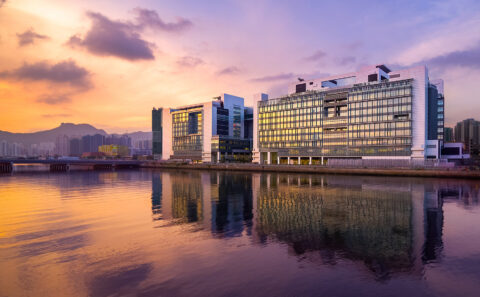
[0,123,108,145]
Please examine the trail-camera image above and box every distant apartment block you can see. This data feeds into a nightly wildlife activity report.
[55,135,70,156]
[153,94,253,163]
[68,134,133,157]
[81,134,105,154]
[444,127,453,142]
[253,64,446,164]
[454,118,480,158]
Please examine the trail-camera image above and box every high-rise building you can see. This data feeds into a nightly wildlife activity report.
[0,140,7,157]
[444,127,453,142]
[430,79,445,141]
[154,94,253,163]
[55,135,70,156]
[69,138,82,156]
[9,142,23,157]
[454,118,480,158]
[253,64,444,164]
[106,135,132,147]
[152,108,163,159]
[81,134,105,153]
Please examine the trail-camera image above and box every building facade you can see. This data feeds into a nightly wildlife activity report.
[444,127,453,142]
[454,118,480,158]
[81,134,105,154]
[253,64,444,164]
[152,108,163,159]
[429,79,445,141]
[69,138,82,156]
[155,94,253,163]
[55,135,70,156]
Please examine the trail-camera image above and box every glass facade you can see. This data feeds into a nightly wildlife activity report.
[233,105,242,138]
[437,94,444,140]
[258,79,413,157]
[217,108,229,136]
[152,108,162,156]
[211,136,252,162]
[172,108,203,159]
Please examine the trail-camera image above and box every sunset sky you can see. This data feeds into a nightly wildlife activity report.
[1,0,480,133]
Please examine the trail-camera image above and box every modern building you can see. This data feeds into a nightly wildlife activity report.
[98,144,129,157]
[154,94,253,163]
[253,64,445,164]
[440,142,470,161]
[429,79,445,141]
[444,127,453,142]
[454,118,480,158]
[152,108,163,159]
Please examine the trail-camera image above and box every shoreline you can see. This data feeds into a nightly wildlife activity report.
[140,162,480,179]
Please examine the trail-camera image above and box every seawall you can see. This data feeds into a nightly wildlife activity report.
[140,162,480,179]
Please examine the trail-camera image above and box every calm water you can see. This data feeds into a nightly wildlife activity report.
[1,170,479,297]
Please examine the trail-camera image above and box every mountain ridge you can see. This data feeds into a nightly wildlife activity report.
[0,123,150,145]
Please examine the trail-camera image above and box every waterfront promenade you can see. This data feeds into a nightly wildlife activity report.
[141,162,480,179]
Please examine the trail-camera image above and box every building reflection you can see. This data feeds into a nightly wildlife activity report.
[151,171,478,279]
[210,173,253,237]
[151,171,253,236]
[253,174,415,280]
[423,185,444,264]
[439,181,480,207]
[151,173,162,220]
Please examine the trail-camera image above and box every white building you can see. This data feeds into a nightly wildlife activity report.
[155,94,253,163]
[253,64,444,164]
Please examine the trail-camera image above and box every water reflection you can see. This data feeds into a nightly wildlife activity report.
[151,172,254,237]
[1,171,479,297]
[151,171,479,280]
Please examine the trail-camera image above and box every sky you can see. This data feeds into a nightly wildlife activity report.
[0,0,480,133]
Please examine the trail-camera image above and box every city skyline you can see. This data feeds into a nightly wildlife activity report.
[1,0,480,133]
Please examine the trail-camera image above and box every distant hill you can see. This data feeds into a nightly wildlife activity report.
[0,123,108,145]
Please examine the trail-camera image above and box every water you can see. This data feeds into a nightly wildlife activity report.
[0,170,479,297]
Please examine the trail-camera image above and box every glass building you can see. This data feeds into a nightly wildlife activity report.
[154,94,253,163]
[253,64,444,164]
[152,108,163,159]
[428,79,445,141]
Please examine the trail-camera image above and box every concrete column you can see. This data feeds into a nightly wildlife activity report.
[321,156,324,165]
[298,157,301,165]
[287,157,290,165]
[267,152,271,165]
[277,156,280,165]
[309,157,312,165]
[217,151,220,163]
